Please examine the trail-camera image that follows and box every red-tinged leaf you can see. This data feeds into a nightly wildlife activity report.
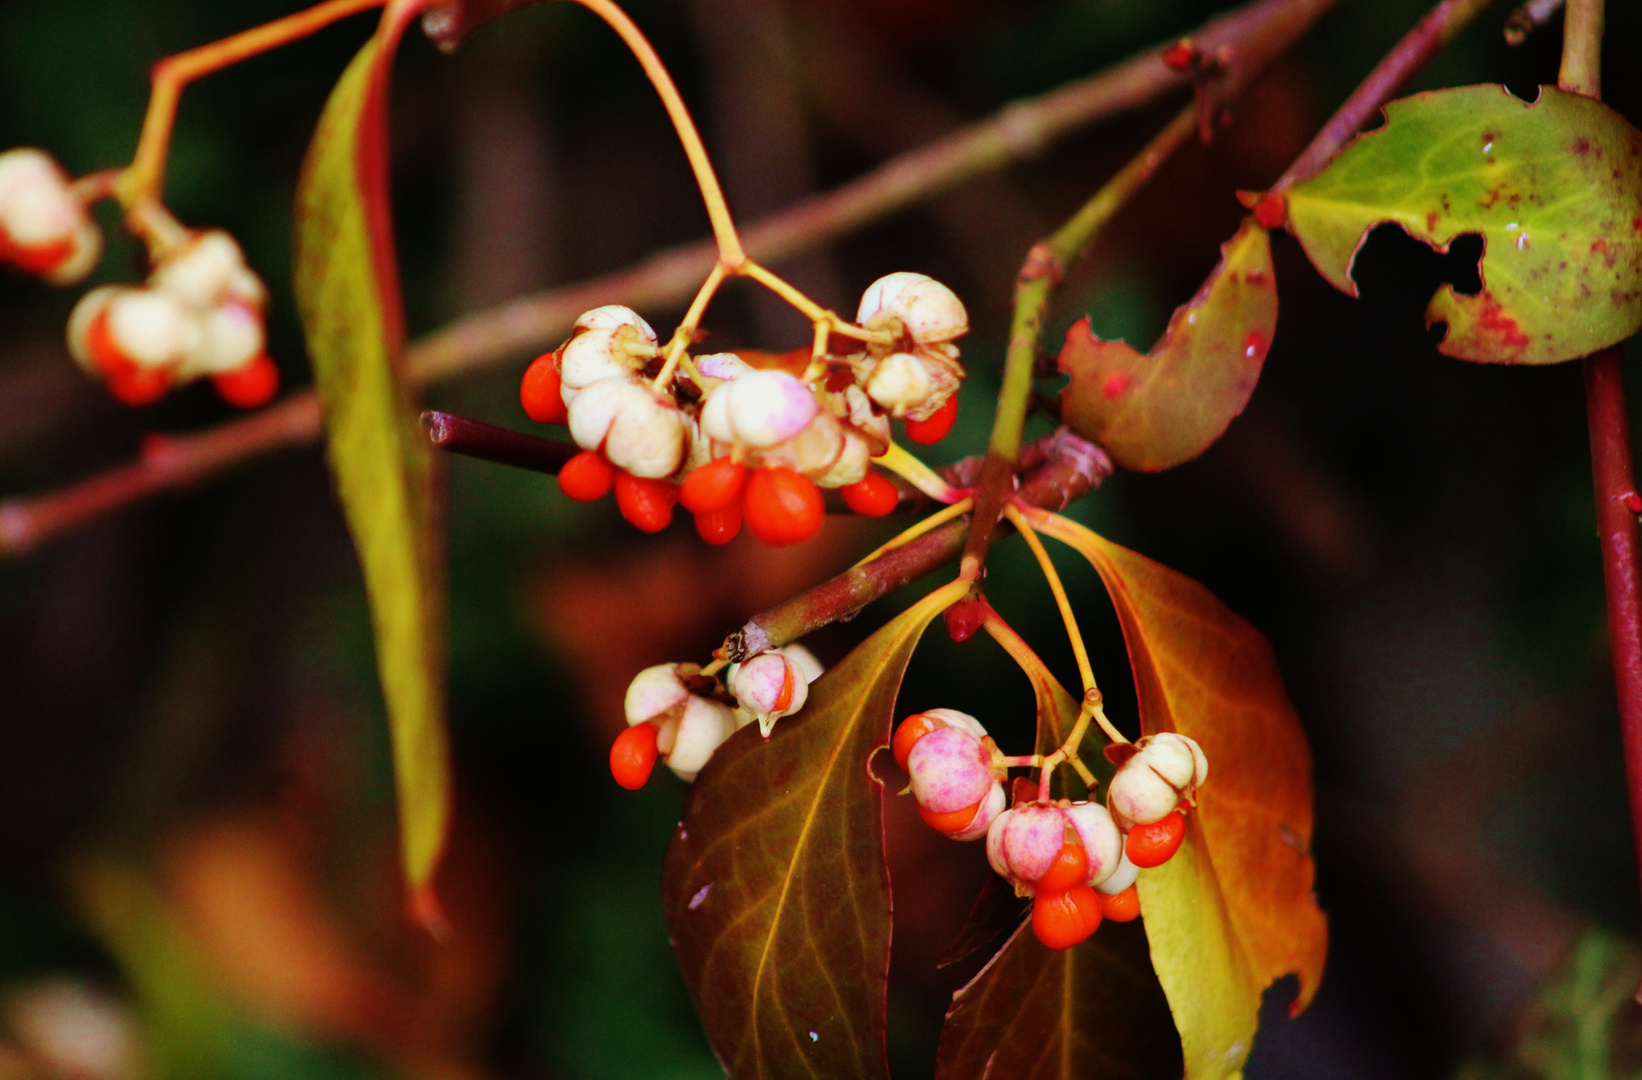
[935,873,1027,970]
[1058,218,1276,472]
[934,919,1183,1080]
[293,3,453,906]
[1284,84,1642,364]
[1026,506,1326,1078]
[663,578,970,1080]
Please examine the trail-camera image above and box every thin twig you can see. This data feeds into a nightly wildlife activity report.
[962,105,1199,580]
[1271,0,1498,193]
[0,0,1334,559]
[1557,0,1640,999]
[722,429,1111,660]
[420,411,578,473]
[1504,0,1564,45]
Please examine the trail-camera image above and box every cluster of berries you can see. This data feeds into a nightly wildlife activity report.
[68,229,278,408]
[0,150,100,285]
[517,272,968,545]
[609,645,821,789]
[894,711,1207,951]
[0,147,278,409]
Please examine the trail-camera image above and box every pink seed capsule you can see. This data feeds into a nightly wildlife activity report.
[855,272,969,344]
[731,651,808,736]
[907,726,995,815]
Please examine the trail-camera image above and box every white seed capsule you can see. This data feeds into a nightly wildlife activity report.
[779,643,823,684]
[918,707,988,740]
[625,663,691,726]
[694,352,753,384]
[180,300,264,378]
[574,304,655,338]
[0,150,84,248]
[725,370,818,448]
[663,696,739,780]
[812,429,873,489]
[1106,732,1208,829]
[1096,850,1140,896]
[1063,801,1125,888]
[605,392,687,479]
[149,231,254,310]
[731,651,809,737]
[43,219,102,286]
[104,288,199,370]
[699,383,734,445]
[864,352,933,418]
[559,325,652,392]
[856,271,968,344]
[762,410,844,480]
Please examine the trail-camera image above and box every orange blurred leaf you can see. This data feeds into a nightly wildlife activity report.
[1027,507,1326,1078]
[1058,218,1276,472]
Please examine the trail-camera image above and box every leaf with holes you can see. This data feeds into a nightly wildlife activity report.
[935,920,1183,1080]
[293,3,452,914]
[1027,507,1326,1079]
[1058,218,1276,473]
[1284,84,1642,364]
[663,578,968,1080]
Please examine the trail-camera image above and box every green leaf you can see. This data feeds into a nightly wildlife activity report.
[934,920,1183,1080]
[1058,218,1276,473]
[662,578,969,1080]
[293,11,452,906]
[1029,508,1327,1079]
[1285,84,1642,365]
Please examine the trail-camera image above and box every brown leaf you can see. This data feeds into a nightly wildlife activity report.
[1059,218,1276,472]
[1028,507,1326,1076]
[663,579,969,1080]
[934,920,1183,1080]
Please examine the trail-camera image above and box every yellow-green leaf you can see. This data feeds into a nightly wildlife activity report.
[1058,219,1276,473]
[1028,507,1326,1079]
[1285,84,1642,364]
[293,14,451,905]
[662,578,968,1080]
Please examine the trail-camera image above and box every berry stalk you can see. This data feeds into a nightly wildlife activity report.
[962,105,1199,581]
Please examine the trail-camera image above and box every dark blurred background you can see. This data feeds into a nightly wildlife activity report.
[0,0,1640,1076]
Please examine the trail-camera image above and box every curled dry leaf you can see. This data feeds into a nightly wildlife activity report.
[662,579,969,1080]
[294,5,453,908]
[1058,218,1276,473]
[1027,507,1326,1079]
[1284,84,1642,364]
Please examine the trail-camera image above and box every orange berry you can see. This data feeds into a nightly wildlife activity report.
[1125,811,1186,868]
[1035,837,1089,895]
[744,467,824,546]
[520,351,568,424]
[839,472,899,517]
[892,712,944,772]
[615,472,679,533]
[1101,884,1141,923]
[610,722,660,790]
[1032,886,1101,950]
[919,799,980,834]
[10,237,74,276]
[681,456,747,513]
[904,395,957,444]
[693,501,742,545]
[558,450,615,501]
[212,354,280,409]
[106,366,170,406]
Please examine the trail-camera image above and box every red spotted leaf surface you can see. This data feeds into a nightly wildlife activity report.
[1059,218,1276,473]
[293,1,452,908]
[1284,84,1642,364]
[662,579,968,1080]
[934,920,1183,1080]
[1029,508,1326,1078]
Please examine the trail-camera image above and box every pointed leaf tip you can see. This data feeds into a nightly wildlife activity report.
[1058,218,1276,472]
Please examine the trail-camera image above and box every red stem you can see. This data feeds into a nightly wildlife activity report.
[1583,348,1642,930]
